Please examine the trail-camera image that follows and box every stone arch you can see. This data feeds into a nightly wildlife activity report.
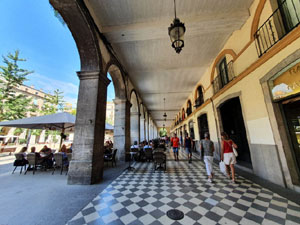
[130,89,140,144]
[105,62,129,161]
[105,61,127,99]
[140,103,146,142]
[50,0,101,71]
[210,49,238,84]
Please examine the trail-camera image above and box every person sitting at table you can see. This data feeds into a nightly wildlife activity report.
[19,147,29,165]
[39,145,53,168]
[143,141,152,150]
[131,141,139,149]
[59,144,68,165]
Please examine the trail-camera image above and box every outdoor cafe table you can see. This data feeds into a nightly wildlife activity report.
[125,151,138,171]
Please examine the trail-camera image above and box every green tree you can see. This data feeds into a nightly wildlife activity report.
[0,51,36,121]
[42,89,65,115]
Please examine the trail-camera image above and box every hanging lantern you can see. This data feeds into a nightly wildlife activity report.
[168,0,186,54]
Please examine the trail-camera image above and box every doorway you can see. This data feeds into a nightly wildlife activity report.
[197,114,209,140]
[282,97,300,177]
[219,97,252,167]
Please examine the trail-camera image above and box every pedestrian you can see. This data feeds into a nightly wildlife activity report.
[170,133,180,161]
[221,131,238,183]
[200,132,215,183]
[184,133,193,163]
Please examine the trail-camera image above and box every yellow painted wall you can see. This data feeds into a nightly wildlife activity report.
[171,0,300,147]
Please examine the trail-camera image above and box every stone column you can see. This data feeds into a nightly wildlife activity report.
[130,111,140,144]
[146,116,149,142]
[68,71,110,185]
[113,98,131,161]
[140,118,145,142]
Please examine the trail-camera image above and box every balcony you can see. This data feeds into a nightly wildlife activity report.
[194,97,204,108]
[213,60,235,94]
[254,0,300,57]
[186,107,192,116]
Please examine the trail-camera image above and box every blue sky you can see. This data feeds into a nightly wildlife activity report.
[0,0,114,107]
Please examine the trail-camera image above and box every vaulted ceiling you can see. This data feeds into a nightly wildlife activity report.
[85,0,254,127]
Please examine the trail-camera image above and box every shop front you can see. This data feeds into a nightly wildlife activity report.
[268,60,300,185]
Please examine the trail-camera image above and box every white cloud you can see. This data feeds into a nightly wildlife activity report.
[25,73,79,107]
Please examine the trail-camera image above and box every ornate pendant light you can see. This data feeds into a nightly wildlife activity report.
[163,98,167,121]
[168,0,186,54]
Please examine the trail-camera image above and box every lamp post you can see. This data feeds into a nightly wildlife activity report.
[168,0,186,54]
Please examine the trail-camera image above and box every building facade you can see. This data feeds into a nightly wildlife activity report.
[171,0,300,192]
[49,0,299,191]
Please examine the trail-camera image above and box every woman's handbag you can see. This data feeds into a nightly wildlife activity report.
[232,145,238,157]
[219,160,226,174]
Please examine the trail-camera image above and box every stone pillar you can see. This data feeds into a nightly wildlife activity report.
[68,71,110,185]
[146,116,149,142]
[113,98,131,161]
[130,111,140,144]
[140,118,145,142]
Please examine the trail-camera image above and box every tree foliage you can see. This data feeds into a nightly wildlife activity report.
[0,51,36,121]
[42,89,65,115]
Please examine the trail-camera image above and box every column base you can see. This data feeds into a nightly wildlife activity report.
[67,160,102,185]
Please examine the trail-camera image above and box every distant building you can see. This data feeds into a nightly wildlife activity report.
[106,101,114,125]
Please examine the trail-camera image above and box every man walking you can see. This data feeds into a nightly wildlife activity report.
[171,133,180,161]
[184,133,193,163]
[200,132,215,183]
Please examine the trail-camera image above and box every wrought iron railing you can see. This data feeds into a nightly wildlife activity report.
[254,0,300,57]
[194,97,204,108]
[186,107,192,116]
[213,61,235,94]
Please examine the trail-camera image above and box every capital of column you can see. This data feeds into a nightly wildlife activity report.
[77,70,111,86]
[130,111,140,116]
[113,98,128,105]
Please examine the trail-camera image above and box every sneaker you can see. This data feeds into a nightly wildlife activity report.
[208,178,212,183]
[231,180,236,184]
[226,174,231,179]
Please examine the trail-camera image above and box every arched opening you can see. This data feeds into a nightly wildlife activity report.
[130,90,140,145]
[219,97,252,168]
[140,104,146,142]
[195,85,204,108]
[197,113,209,140]
[182,108,185,120]
[106,63,128,161]
[186,100,192,116]
[105,73,115,144]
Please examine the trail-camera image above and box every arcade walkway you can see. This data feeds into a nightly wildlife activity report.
[68,150,300,225]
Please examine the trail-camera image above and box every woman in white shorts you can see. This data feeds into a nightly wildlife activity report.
[221,132,238,183]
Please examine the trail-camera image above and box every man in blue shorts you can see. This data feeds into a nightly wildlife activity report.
[171,133,180,161]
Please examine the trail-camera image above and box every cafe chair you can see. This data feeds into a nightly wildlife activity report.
[52,153,67,175]
[25,153,38,175]
[153,152,167,172]
[104,149,117,167]
[144,147,153,162]
[12,153,27,174]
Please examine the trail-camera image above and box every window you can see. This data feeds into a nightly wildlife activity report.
[186,100,192,116]
[195,86,204,108]
[218,57,229,88]
[278,0,300,32]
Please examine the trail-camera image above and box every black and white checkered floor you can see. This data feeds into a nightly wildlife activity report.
[68,149,300,225]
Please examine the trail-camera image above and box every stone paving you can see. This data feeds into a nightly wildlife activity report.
[68,149,300,225]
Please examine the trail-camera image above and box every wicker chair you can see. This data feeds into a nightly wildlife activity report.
[12,153,27,174]
[153,152,166,172]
